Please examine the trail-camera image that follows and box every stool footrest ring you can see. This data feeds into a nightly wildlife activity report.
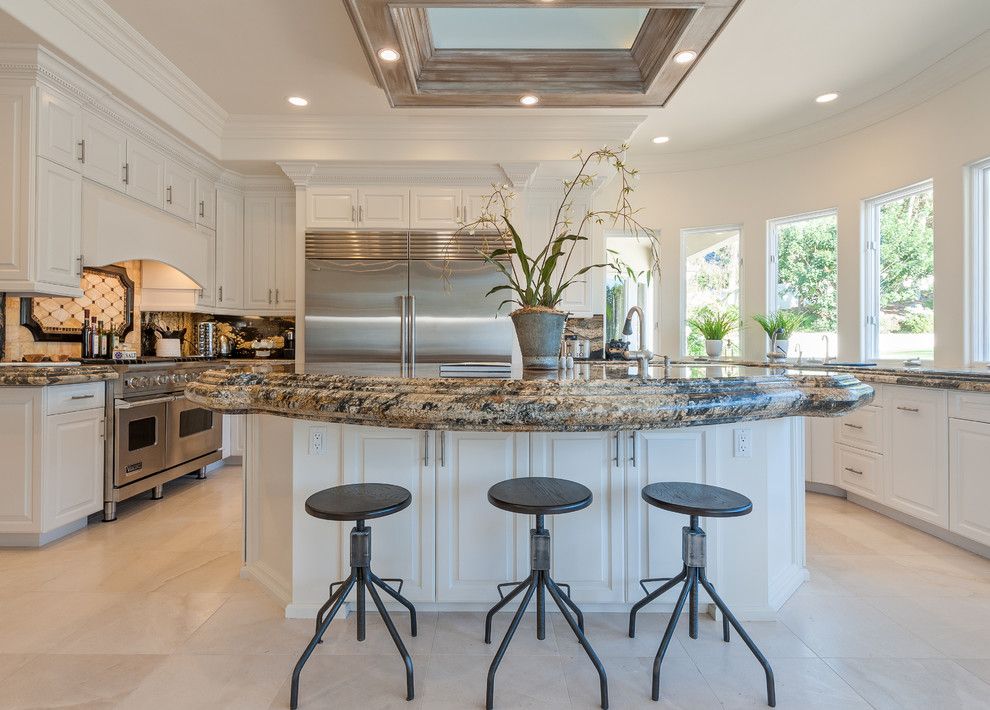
[638,576,673,597]
[497,580,570,600]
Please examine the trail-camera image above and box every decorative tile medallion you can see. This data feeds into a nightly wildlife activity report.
[20,265,135,341]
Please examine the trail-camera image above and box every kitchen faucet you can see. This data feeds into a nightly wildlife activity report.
[622,306,653,378]
[821,334,835,363]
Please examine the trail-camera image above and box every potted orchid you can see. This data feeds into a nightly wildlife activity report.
[450,145,658,368]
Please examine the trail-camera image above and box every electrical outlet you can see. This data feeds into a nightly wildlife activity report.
[733,428,752,458]
[309,426,328,456]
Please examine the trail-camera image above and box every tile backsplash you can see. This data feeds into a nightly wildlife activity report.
[142,312,294,357]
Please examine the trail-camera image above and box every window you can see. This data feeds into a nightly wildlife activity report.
[864,180,934,361]
[767,210,838,359]
[682,226,741,356]
[971,157,990,363]
[605,232,656,352]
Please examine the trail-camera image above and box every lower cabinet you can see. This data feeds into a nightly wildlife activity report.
[949,418,990,546]
[884,387,948,527]
[222,413,246,459]
[44,408,105,530]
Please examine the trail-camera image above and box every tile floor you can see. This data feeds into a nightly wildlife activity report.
[1,465,989,709]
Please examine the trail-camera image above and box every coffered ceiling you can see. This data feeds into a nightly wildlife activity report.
[344,0,741,108]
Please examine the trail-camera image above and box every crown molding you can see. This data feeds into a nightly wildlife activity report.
[278,160,514,188]
[629,29,990,174]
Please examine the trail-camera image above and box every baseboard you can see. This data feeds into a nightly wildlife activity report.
[241,561,292,607]
[847,493,990,559]
[768,563,810,610]
[0,516,88,547]
[805,482,847,497]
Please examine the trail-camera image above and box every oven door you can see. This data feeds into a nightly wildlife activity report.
[114,396,171,486]
[166,395,222,468]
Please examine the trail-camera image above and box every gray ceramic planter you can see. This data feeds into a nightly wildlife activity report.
[511,309,566,369]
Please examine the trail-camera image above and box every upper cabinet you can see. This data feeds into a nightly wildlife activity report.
[243,193,295,313]
[164,160,196,222]
[37,89,82,171]
[36,157,82,290]
[124,138,165,208]
[275,195,296,310]
[81,110,127,191]
[307,187,358,229]
[359,187,409,230]
[306,186,499,231]
[216,187,244,310]
[195,176,216,230]
[411,188,461,229]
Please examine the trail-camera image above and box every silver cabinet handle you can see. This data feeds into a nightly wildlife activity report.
[76,254,84,277]
[897,406,920,413]
[613,432,620,466]
[166,185,173,204]
[843,466,863,476]
[359,205,364,223]
[424,430,430,466]
[439,431,445,467]
[77,139,85,163]
[351,206,356,223]
[629,432,637,467]
[400,295,408,373]
[199,200,205,217]
[843,423,863,429]
[70,393,95,400]
[218,285,223,302]
[122,163,129,184]
[275,288,280,304]
[268,288,272,304]
[408,294,416,370]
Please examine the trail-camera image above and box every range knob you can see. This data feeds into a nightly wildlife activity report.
[169,374,181,384]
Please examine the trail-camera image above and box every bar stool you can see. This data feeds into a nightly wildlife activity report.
[290,483,417,709]
[485,477,608,710]
[628,482,776,707]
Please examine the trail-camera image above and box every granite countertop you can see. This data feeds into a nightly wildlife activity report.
[185,364,873,432]
[0,364,118,386]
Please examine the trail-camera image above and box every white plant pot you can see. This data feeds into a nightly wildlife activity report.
[155,338,182,358]
[705,339,724,358]
[769,338,790,358]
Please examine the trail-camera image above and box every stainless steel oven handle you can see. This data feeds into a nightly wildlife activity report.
[114,395,176,409]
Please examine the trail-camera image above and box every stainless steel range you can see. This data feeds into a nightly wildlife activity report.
[102,360,223,521]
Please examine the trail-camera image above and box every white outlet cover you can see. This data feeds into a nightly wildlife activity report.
[733,428,752,458]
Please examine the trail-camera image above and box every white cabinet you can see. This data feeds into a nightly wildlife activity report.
[806,417,835,485]
[38,88,82,171]
[463,189,494,223]
[530,432,624,602]
[275,195,296,309]
[164,160,196,222]
[195,177,216,229]
[435,431,526,602]
[81,110,127,192]
[307,187,358,229]
[0,389,38,529]
[884,387,948,527]
[341,425,435,602]
[411,188,462,229]
[836,444,882,500]
[244,195,276,310]
[835,404,883,453]
[216,187,244,309]
[949,418,990,546]
[124,137,165,208]
[36,157,82,290]
[223,413,246,459]
[44,408,104,530]
[195,225,216,309]
[359,187,409,229]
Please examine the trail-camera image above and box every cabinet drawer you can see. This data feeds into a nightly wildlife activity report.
[835,405,882,452]
[46,382,105,414]
[948,391,990,424]
[835,444,881,500]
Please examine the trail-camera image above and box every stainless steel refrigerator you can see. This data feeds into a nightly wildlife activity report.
[304,232,514,375]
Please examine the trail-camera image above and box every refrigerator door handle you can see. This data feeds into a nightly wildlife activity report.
[408,294,416,372]
[400,295,409,375]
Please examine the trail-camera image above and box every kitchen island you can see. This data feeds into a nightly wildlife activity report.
[187,364,872,619]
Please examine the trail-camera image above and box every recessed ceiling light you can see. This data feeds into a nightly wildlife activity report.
[673,50,697,64]
[815,92,839,104]
[651,136,670,144]
[519,94,540,106]
[378,48,401,62]
[287,96,309,107]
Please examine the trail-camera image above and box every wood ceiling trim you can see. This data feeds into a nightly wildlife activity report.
[345,0,744,108]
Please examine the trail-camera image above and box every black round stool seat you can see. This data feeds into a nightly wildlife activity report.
[642,482,752,518]
[488,477,593,516]
[305,483,411,521]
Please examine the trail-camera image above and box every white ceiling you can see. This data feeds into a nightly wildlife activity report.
[4,0,990,170]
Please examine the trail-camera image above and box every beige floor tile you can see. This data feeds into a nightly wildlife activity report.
[0,655,33,685]
[433,610,561,656]
[0,591,116,653]
[862,594,990,658]
[955,657,990,684]
[0,653,164,709]
[777,593,941,658]
[825,657,990,710]
[419,653,570,709]
[318,608,437,657]
[673,617,816,661]
[695,655,869,709]
[181,592,318,655]
[270,653,423,709]
[56,592,229,654]
[551,610,689,660]
[563,655,721,709]
[120,653,294,710]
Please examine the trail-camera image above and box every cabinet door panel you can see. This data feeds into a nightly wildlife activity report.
[195,177,216,229]
[531,432,623,602]
[38,89,82,170]
[436,431,522,602]
[308,188,357,229]
[164,161,196,222]
[342,426,435,601]
[949,418,990,546]
[216,188,244,308]
[125,138,165,208]
[81,111,127,191]
[45,409,104,529]
[410,188,460,230]
[885,388,948,526]
[0,391,37,527]
[36,157,82,289]
[275,196,295,308]
[244,196,275,310]
[195,225,216,308]
[360,188,409,229]
[463,189,493,224]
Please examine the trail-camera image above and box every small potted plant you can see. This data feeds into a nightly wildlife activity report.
[752,310,807,358]
[687,307,737,358]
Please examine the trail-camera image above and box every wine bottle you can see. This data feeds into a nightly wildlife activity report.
[90,317,99,358]
[81,309,91,358]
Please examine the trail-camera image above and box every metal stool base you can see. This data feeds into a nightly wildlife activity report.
[290,521,417,709]
[485,518,608,710]
[628,516,776,708]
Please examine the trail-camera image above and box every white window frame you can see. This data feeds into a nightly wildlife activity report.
[862,179,934,362]
[969,157,990,365]
[679,224,744,357]
[604,229,660,353]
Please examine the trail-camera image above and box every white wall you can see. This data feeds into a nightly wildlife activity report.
[613,65,990,367]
